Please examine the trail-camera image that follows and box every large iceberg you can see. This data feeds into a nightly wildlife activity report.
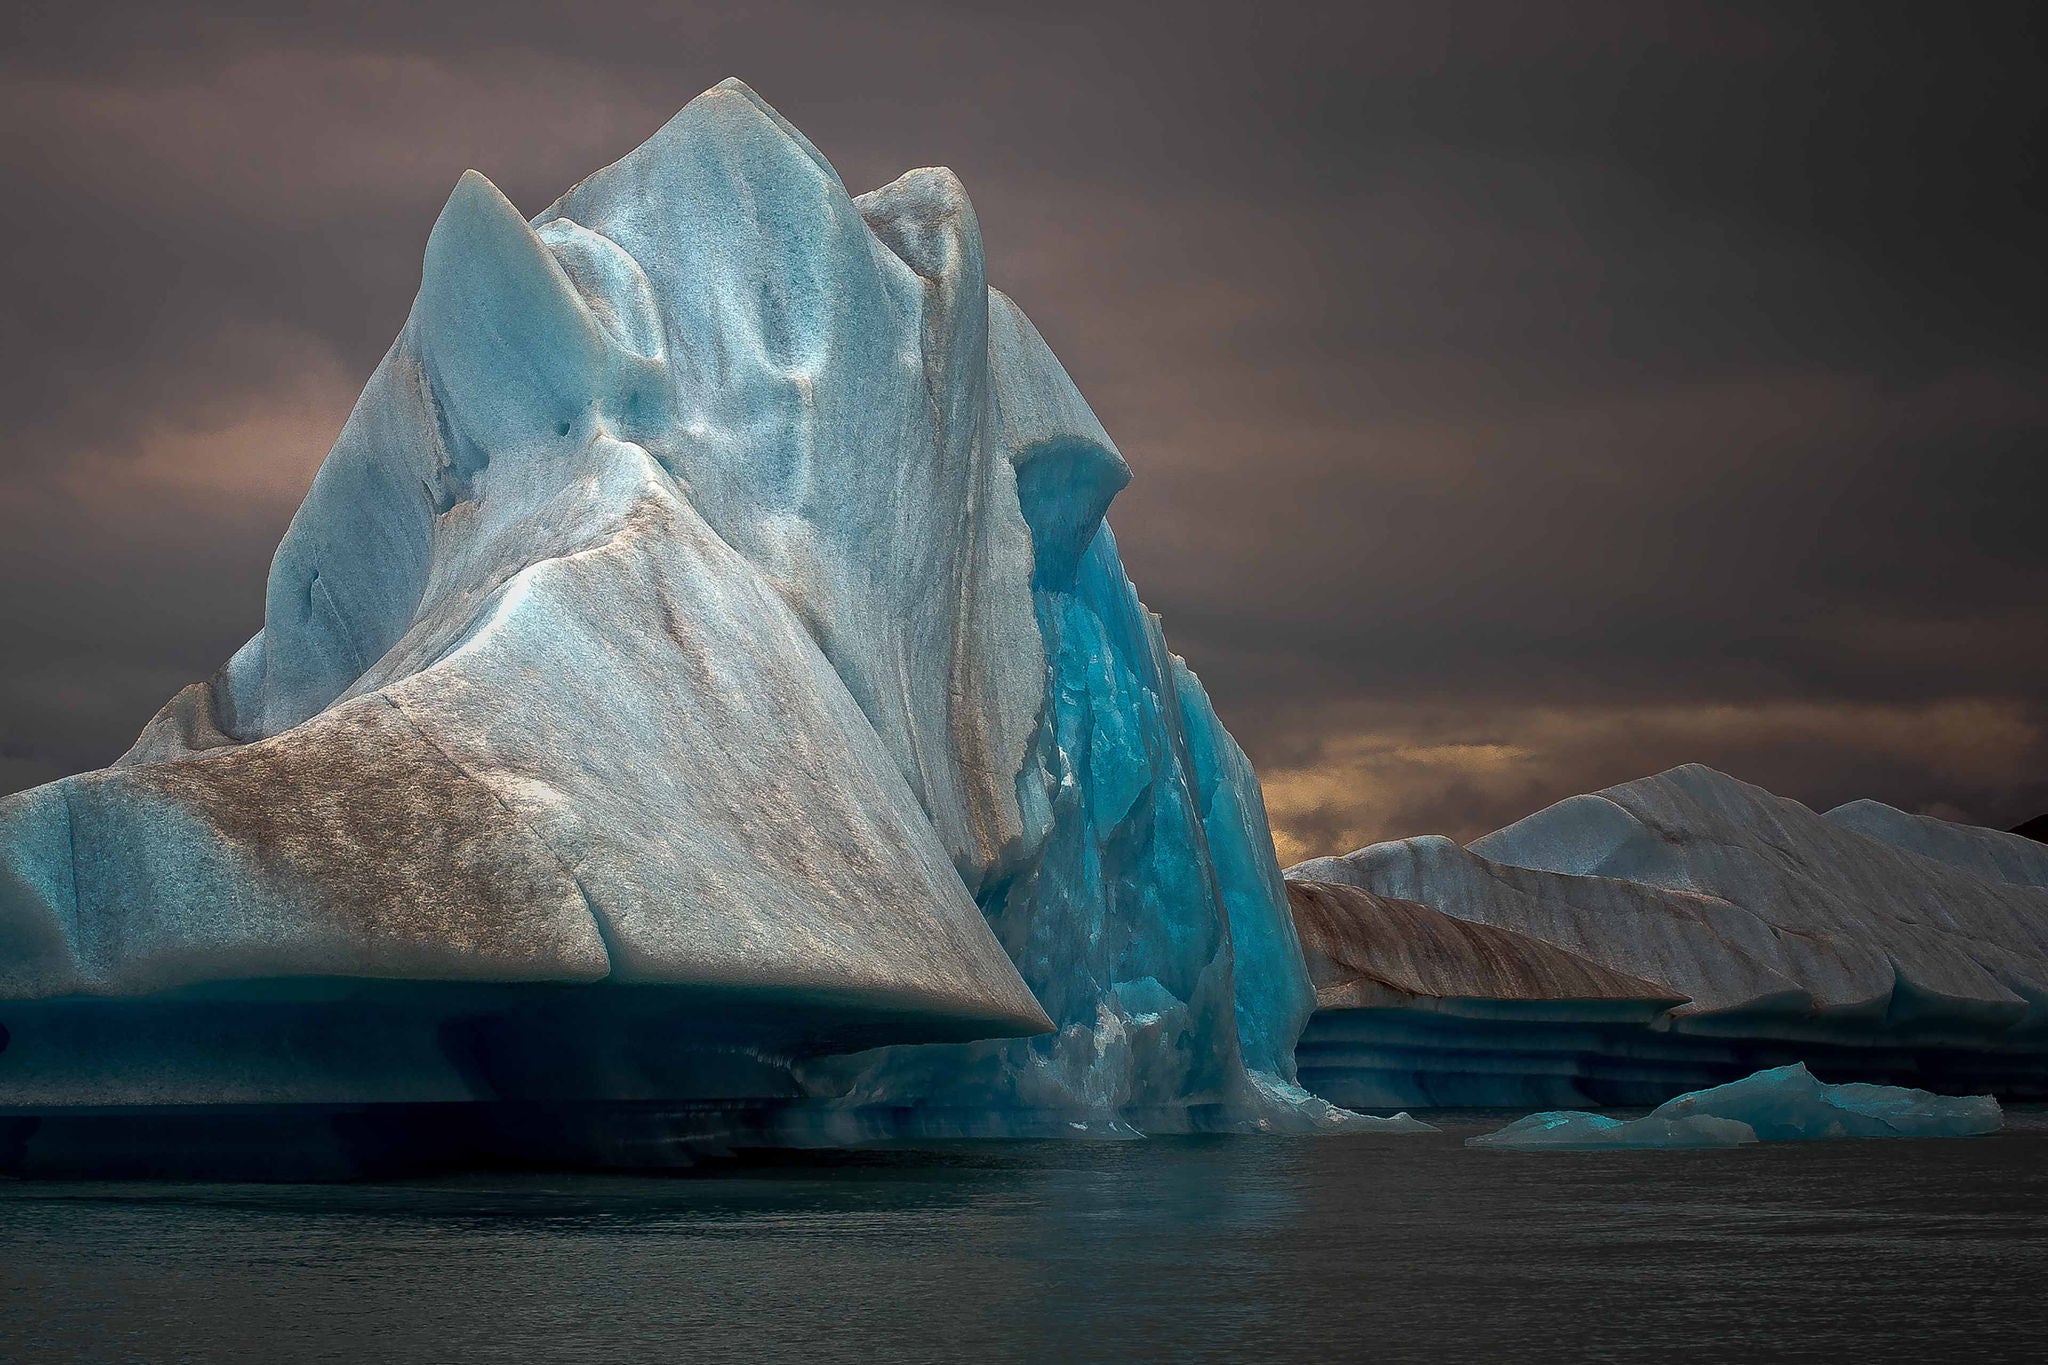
[1468,1063,2002,1150]
[1290,765,2048,1106]
[0,80,1337,1173]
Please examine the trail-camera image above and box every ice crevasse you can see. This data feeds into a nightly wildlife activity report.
[0,80,1392,1169]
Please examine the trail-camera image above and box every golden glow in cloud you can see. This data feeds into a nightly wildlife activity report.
[1260,697,2045,866]
[0,328,357,537]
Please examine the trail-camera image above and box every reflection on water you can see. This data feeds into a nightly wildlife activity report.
[4,1113,2045,1363]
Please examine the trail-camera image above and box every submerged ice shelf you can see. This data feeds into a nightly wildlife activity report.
[1468,1063,2002,1150]
[0,79,1345,1173]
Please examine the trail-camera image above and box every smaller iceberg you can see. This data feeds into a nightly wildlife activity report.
[1469,1063,2002,1150]
[1469,1110,1756,1151]
[1655,1063,2003,1141]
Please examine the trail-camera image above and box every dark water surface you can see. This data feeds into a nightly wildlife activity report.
[4,1113,2045,1363]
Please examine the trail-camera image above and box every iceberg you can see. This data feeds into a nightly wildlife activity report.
[1652,1062,2002,1140]
[1469,1063,2002,1150]
[1467,1110,1756,1151]
[0,80,1345,1173]
[1290,765,2048,1105]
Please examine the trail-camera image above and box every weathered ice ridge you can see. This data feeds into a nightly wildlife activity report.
[1823,799,2048,890]
[1289,765,2048,1106]
[0,80,1330,1170]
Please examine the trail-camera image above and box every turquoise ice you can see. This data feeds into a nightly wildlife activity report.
[1470,1063,2002,1150]
[797,526,1403,1133]
[1468,1111,1758,1151]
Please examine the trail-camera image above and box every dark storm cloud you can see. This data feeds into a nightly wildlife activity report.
[2,1,2044,850]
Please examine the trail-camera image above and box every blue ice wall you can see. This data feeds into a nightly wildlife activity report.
[800,525,1334,1133]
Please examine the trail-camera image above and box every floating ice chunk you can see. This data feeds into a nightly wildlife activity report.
[1653,1062,2002,1141]
[1243,1071,1438,1134]
[1468,1110,1756,1151]
[1469,1062,2001,1150]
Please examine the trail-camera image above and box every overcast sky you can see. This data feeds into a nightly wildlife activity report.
[3,1,2043,860]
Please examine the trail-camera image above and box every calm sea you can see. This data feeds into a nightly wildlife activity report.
[4,1111,2044,1363]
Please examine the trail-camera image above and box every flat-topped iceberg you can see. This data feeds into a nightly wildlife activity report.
[0,80,1334,1172]
[1292,764,2048,1104]
[1470,1063,2002,1150]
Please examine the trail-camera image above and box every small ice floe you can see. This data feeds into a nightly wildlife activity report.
[1468,1063,2002,1151]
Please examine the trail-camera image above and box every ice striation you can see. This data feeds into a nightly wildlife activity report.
[1468,1063,2001,1150]
[0,80,1343,1174]
[1287,878,1687,1110]
[1289,765,2048,1107]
